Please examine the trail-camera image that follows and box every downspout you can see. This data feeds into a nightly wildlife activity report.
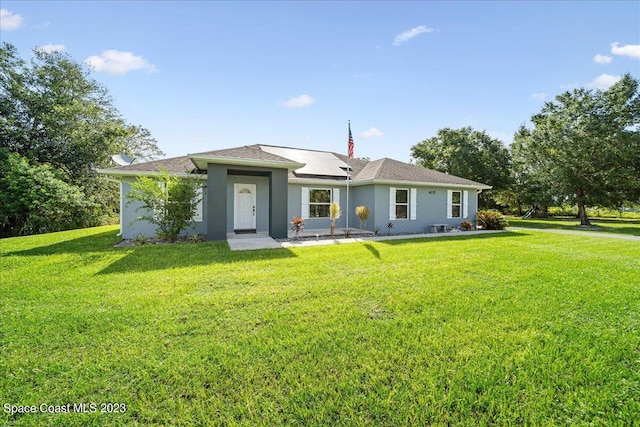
[118,181,123,236]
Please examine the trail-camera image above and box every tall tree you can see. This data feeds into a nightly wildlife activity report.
[507,126,559,216]
[0,43,162,178]
[410,127,512,208]
[517,74,640,226]
[0,42,163,235]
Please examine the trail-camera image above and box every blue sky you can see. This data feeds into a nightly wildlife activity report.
[2,1,639,162]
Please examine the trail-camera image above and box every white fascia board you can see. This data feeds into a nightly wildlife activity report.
[288,177,348,186]
[189,154,304,171]
[96,169,207,180]
[350,179,492,190]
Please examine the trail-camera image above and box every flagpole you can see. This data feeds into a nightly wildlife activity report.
[346,120,351,233]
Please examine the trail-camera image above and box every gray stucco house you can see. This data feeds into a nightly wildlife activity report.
[98,144,491,240]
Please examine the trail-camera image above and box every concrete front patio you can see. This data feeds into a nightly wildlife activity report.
[227,229,505,251]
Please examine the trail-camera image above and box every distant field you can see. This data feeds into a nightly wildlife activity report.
[1,226,639,426]
[508,217,640,237]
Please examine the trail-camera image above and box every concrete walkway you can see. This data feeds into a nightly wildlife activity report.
[509,227,640,241]
[227,229,506,251]
[227,226,640,251]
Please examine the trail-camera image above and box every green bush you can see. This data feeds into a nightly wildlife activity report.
[477,210,509,230]
[0,150,95,236]
[126,168,202,242]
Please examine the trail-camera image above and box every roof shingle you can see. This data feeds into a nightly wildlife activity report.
[353,158,487,187]
[99,144,489,188]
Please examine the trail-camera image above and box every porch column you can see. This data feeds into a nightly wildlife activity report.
[269,169,288,239]
[207,164,227,241]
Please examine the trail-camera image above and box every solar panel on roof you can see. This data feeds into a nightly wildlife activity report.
[259,146,348,177]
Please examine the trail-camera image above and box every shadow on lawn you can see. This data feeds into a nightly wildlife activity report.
[97,243,296,275]
[510,218,640,237]
[377,230,525,246]
[361,242,381,260]
[1,230,121,257]
[2,229,297,274]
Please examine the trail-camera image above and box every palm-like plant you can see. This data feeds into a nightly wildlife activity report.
[355,206,371,235]
[329,201,341,238]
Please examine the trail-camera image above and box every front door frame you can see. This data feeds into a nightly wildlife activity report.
[233,183,256,231]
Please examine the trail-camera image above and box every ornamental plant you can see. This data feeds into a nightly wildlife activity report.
[290,216,305,239]
[355,206,371,234]
[460,221,473,231]
[476,210,508,230]
[329,201,341,238]
[126,168,202,242]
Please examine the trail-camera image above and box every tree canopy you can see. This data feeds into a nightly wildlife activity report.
[410,127,512,208]
[514,74,640,225]
[0,42,163,236]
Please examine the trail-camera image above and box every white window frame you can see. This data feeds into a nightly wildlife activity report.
[301,187,339,219]
[193,185,204,222]
[153,181,167,222]
[395,188,409,220]
[389,187,416,220]
[447,190,469,219]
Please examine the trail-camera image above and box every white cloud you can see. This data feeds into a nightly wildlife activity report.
[279,94,314,108]
[610,42,640,59]
[38,44,65,53]
[594,54,612,64]
[587,73,621,90]
[393,25,435,46]
[0,8,24,30]
[360,127,384,139]
[85,50,157,75]
[531,92,547,101]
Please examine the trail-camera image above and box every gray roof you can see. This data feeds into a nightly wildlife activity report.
[193,145,295,163]
[99,144,489,188]
[354,158,486,187]
[100,155,197,174]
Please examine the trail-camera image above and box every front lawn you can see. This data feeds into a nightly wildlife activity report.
[508,217,640,236]
[1,226,639,426]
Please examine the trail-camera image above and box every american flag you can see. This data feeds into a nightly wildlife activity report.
[348,122,354,159]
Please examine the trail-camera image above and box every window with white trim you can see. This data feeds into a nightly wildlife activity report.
[451,191,462,218]
[447,190,469,219]
[301,187,339,219]
[395,188,409,219]
[309,189,331,218]
[389,187,417,220]
[192,186,204,222]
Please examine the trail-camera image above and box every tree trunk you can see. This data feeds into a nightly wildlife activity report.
[577,200,591,226]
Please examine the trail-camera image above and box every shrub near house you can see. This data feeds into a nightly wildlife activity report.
[126,169,202,242]
[99,145,491,240]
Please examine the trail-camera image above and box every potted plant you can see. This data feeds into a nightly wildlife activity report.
[290,216,305,240]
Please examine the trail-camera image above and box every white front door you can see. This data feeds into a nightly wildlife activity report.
[234,183,256,231]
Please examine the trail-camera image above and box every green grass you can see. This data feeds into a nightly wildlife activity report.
[508,217,640,237]
[1,226,639,426]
